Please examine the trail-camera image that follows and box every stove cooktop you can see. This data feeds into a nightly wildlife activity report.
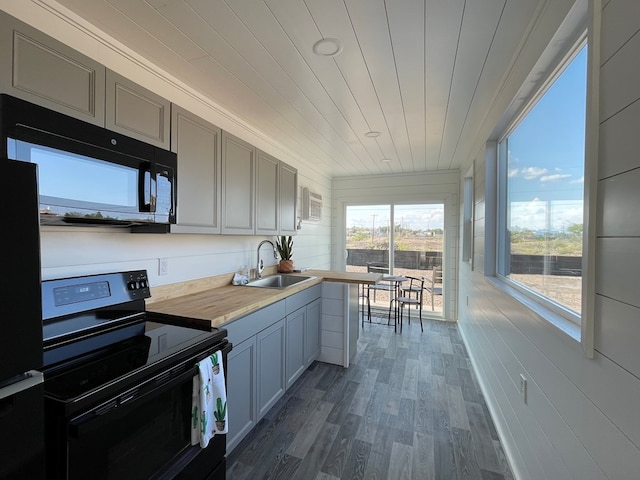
[40,270,227,411]
[44,319,224,402]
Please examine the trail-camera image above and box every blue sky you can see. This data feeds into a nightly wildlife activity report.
[346,204,445,231]
[507,45,587,231]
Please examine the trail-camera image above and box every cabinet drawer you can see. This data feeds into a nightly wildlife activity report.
[285,284,321,314]
[224,300,286,345]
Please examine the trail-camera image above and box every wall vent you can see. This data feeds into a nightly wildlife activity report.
[302,187,322,221]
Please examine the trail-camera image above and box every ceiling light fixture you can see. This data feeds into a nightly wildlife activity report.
[312,38,343,57]
[365,131,381,138]
[381,158,392,163]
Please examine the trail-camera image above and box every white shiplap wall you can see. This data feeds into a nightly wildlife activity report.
[2,3,332,285]
[458,1,640,478]
[331,171,459,321]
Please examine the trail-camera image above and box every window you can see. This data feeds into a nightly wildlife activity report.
[345,203,445,315]
[497,43,587,323]
[462,172,474,264]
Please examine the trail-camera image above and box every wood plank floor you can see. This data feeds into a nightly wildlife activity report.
[227,315,514,480]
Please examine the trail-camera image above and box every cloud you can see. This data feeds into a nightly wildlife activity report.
[510,198,583,230]
[540,173,572,182]
[510,167,549,180]
[570,176,584,184]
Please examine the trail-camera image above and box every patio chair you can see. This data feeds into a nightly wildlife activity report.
[362,262,397,326]
[394,276,425,332]
[366,262,392,303]
[425,266,443,310]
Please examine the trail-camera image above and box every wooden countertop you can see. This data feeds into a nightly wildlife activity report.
[146,270,381,329]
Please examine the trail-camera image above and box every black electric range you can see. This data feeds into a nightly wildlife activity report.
[41,270,230,480]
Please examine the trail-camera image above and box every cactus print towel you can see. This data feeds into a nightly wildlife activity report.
[191,351,228,448]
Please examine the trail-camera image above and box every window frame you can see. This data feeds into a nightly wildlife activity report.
[495,35,588,328]
[462,166,474,266]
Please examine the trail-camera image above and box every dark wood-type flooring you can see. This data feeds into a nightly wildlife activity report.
[227,312,515,480]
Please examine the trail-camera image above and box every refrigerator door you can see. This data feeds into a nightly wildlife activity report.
[0,372,45,480]
[0,159,43,379]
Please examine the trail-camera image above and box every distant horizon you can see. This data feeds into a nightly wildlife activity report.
[346,203,445,231]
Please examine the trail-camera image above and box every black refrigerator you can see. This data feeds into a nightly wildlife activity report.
[0,158,45,479]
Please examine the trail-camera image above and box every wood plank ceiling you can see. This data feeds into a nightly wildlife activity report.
[54,0,544,178]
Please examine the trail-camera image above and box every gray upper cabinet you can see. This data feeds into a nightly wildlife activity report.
[0,11,105,125]
[280,161,298,235]
[255,150,279,235]
[222,131,255,235]
[255,149,298,236]
[170,105,222,233]
[105,70,170,149]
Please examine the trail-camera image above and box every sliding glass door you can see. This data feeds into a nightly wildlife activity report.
[345,203,444,314]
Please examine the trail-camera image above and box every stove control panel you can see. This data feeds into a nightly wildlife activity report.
[124,271,150,297]
[42,270,152,321]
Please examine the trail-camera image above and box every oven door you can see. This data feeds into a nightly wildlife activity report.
[59,349,227,480]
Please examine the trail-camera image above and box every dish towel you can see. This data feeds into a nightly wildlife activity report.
[191,351,228,448]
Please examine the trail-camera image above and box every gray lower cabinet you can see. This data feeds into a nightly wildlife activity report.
[225,301,285,452]
[285,286,322,388]
[225,285,321,453]
[285,307,305,390]
[105,69,170,149]
[226,336,257,452]
[285,296,321,389]
[170,105,222,233]
[0,11,105,125]
[256,319,286,418]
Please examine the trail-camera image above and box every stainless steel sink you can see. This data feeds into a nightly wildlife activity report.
[244,274,315,289]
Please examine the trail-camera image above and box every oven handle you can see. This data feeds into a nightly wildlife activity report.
[68,342,229,439]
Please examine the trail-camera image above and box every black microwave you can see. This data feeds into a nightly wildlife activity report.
[0,94,176,232]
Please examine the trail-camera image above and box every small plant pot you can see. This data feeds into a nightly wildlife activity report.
[215,421,226,431]
[278,259,294,273]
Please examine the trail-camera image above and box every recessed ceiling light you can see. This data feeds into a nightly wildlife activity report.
[365,131,381,138]
[381,158,392,163]
[312,38,343,57]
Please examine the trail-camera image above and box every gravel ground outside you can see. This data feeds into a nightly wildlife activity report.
[348,265,581,315]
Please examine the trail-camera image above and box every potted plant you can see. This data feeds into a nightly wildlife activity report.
[214,398,227,431]
[275,235,294,273]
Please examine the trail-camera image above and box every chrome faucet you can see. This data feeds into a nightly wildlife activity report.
[256,240,278,279]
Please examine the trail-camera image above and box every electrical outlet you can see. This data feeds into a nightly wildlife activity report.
[519,374,527,404]
[159,257,168,276]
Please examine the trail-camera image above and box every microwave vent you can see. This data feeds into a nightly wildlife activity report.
[302,187,322,221]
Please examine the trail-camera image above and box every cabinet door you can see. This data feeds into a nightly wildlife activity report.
[256,319,285,419]
[226,336,257,453]
[255,150,279,235]
[170,105,222,233]
[279,162,298,235]
[285,307,305,389]
[0,11,105,125]
[304,298,321,367]
[221,132,255,234]
[105,70,170,149]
